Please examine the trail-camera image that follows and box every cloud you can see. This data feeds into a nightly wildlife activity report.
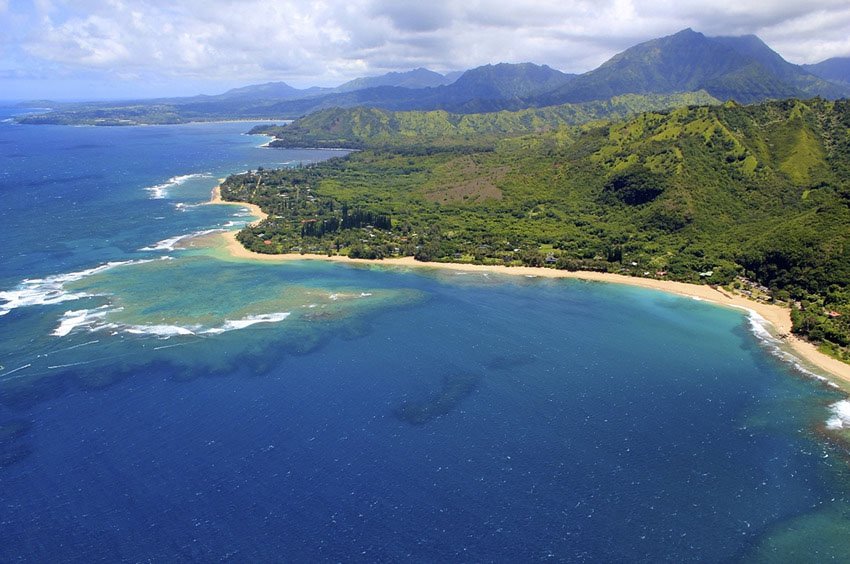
[369,0,454,32]
[4,0,850,96]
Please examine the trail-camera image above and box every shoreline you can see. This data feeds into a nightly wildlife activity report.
[208,183,267,226]
[208,188,850,386]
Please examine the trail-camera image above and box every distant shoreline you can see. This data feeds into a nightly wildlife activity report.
[208,184,850,387]
[13,116,295,127]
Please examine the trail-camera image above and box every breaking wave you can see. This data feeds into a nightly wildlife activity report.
[145,173,210,199]
[52,305,117,337]
[139,229,223,252]
[52,310,291,339]
[744,311,833,385]
[174,202,205,212]
[742,310,850,432]
[826,400,850,430]
[0,259,156,317]
[201,312,291,335]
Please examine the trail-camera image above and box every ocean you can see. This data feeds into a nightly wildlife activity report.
[2,105,850,561]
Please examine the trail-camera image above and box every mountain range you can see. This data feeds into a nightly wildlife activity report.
[803,57,850,85]
[18,29,850,125]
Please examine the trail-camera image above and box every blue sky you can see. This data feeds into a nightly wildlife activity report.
[2,0,850,101]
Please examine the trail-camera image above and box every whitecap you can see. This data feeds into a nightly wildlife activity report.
[744,311,827,379]
[826,400,850,430]
[202,312,290,335]
[0,259,154,317]
[174,202,204,211]
[52,309,290,339]
[52,305,115,337]
[124,324,197,337]
[746,311,781,344]
[739,309,841,401]
[139,234,187,252]
[145,172,210,199]
[139,229,223,252]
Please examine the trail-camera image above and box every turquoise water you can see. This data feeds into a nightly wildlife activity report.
[2,106,850,561]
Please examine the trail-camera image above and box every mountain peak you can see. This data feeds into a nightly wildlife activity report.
[672,27,701,37]
[535,28,850,105]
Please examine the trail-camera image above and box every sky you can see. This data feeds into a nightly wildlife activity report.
[2,0,850,101]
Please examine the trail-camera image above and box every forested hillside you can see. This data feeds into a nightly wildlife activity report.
[253,92,719,150]
[224,98,850,360]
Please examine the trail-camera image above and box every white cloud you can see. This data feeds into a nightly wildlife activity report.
[5,0,850,94]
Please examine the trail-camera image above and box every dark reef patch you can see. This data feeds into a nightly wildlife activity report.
[394,373,481,425]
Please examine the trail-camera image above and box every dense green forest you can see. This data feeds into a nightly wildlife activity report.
[222,98,850,361]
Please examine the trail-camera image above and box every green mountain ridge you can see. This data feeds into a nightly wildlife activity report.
[254,91,720,149]
[224,97,850,360]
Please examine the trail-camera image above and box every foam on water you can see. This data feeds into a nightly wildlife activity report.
[52,308,291,339]
[124,324,198,337]
[746,310,781,344]
[826,400,850,430]
[174,202,205,211]
[202,312,291,335]
[0,259,154,316]
[139,229,223,252]
[139,234,188,252]
[741,311,849,423]
[145,173,210,199]
[744,310,831,383]
[52,305,116,337]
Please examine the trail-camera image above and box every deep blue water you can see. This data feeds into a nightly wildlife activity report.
[2,105,850,561]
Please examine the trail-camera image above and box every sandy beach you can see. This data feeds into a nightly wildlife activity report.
[209,187,850,386]
[208,183,267,226]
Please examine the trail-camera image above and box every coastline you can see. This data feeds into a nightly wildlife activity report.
[208,182,267,226]
[208,187,850,386]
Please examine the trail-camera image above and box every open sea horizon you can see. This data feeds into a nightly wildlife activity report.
[3,105,850,561]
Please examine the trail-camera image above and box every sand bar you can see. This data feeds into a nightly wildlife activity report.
[209,188,850,386]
